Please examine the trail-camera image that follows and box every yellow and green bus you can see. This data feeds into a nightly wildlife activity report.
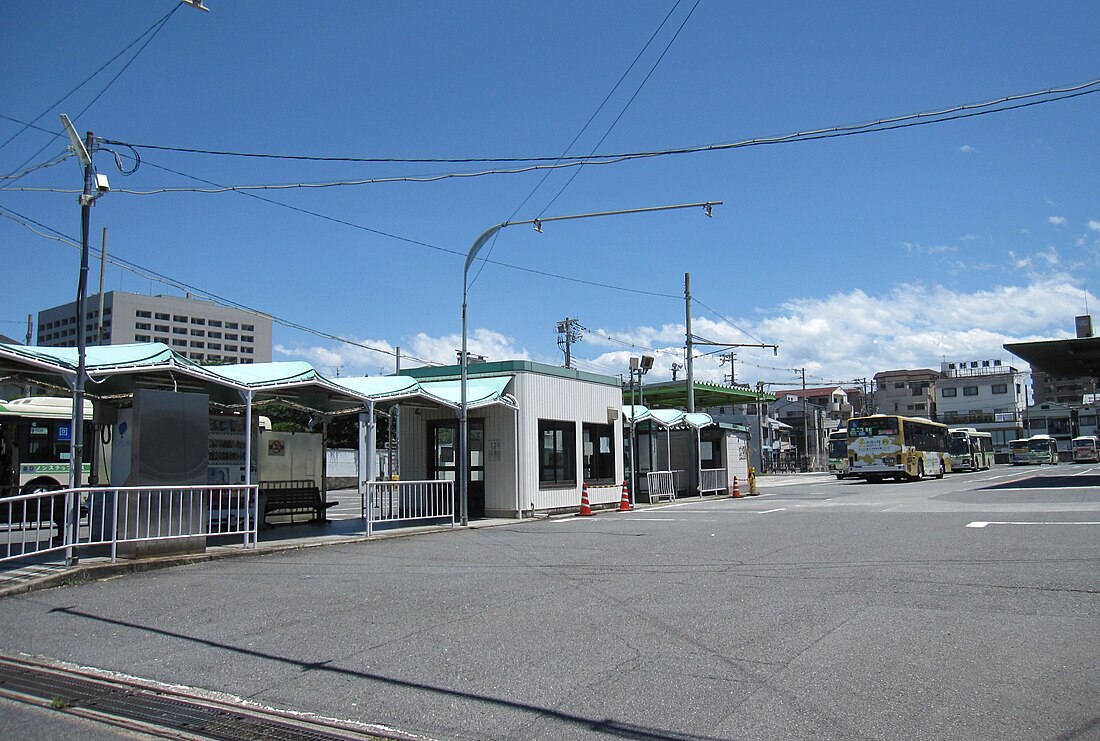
[847,414,949,482]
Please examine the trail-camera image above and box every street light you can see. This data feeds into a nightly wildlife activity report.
[460,202,721,526]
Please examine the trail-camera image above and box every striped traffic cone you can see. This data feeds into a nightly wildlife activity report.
[577,482,593,516]
[731,476,742,498]
[618,479,632,511]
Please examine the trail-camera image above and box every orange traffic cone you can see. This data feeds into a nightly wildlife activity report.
[577,482,593,516]
[618,479,632,511]
[731,476,742,498]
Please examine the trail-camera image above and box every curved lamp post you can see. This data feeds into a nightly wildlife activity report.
[460,201,721,526]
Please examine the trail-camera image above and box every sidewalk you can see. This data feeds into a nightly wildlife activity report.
[0,485,785,598]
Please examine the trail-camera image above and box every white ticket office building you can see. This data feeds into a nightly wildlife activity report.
[399,361,625,518]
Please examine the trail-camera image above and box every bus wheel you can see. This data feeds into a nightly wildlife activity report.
[916,461,925,481]
[935,461,945,479]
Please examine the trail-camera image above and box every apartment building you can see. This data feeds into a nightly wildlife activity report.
[872,369,939,417]
[36,291,272,365]
[936,359,1025,452]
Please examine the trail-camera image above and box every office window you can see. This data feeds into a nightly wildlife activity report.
[208,343,221,350]
[155,312,170,321]
[224,344,237,352]
[225,333,238,341]
[941,388,957,397]
[172,339,186,347]
[991,384,1008,394]
[154,324,169,333]
[242,323,254,332]
[190,353,204,360]
[173,315,187,323]
[191,317,206,325]
[963,387,979,396]
[242,335,254,343]
[173,327,187,335]
[155,336,169,344]
[582,423,615,484]
[538,420,576,486]
[225,322,238,330]
[135,334,151,342]
[190,341,204,348]
[135,322,151,330]
[136,310,152,319]
[208,320,222,328]
[208,331,221,339]
[190,329,205,337]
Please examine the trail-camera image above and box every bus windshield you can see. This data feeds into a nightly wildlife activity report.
[1029,438,1053,452]
[828,437,847,458]
[849,418,899,437]
[948,433,971,457]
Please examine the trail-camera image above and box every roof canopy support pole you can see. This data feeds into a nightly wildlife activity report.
[358,402,376,495]
[241,389,254,485]
[366,401,377,484]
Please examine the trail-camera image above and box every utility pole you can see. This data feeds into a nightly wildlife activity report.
[556,317,582,369]
[685,273,694,412]
[719,352,737,384]
[800,367,809,472]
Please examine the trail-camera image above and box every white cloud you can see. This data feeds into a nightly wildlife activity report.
[1049,215,1067,226]
[1088,219,1100,232]
[959,144,974,153]
[273,278,1095,390]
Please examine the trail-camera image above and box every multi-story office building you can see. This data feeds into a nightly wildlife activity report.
[936,359,1025,453]
[36,291,272,365]
[872,369,939,417]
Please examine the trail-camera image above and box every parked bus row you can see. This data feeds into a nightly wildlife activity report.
[833,416,1100,481]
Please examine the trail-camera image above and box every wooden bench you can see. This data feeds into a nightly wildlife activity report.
[259,480,337,525]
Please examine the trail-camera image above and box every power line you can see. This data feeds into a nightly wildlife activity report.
[537,0,701,218]
[2,5,181,183]
[9,78,1097,198]
[691,297,769,345]
[92,77,1100,165]
[118,155,684,300]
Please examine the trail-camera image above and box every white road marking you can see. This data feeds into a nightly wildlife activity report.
[967,521,1100,528]
[757,508,786,514]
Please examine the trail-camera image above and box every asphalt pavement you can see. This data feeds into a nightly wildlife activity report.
[0,467,1097,740]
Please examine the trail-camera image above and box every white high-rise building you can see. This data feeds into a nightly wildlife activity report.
[36,291,272,365]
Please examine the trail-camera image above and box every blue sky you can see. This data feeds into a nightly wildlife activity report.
[2,1,1098,392]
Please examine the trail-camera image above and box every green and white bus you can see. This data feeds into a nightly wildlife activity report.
[1011,434,1058,465]
[847,414,950,482]
[947,427,995,471]
[827,430,854,479]
[0,396,94,496]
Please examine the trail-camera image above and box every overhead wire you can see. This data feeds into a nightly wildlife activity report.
[2,4,181,183]
[121,155,684,300]
[9,79,1097,197]
[469,0,686,291]
[536,0,701,218]
[93,77,1100,166]
[691,296,769,345]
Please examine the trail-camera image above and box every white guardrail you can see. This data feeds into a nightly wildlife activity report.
[700,468,727,494]
[364,480,454,537]
[646,471,677,503]
[0,485,258,565]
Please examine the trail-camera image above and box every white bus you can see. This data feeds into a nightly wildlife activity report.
[847,414,950,482]
[947,428,995,471]
[0,396,95,495]
[1072,435,1100,463]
